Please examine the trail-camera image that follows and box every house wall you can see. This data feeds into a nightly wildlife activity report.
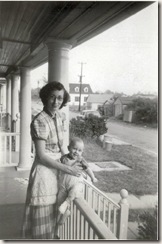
[86,102,102,111]
[114,99,130,117]
[91,103,99,110]
[69,94,88,107]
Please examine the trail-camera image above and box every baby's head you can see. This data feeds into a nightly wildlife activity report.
[68,137,84,159]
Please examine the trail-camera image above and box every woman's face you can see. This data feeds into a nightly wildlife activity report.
[46,89,64,114]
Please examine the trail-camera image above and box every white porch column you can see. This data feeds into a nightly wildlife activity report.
[11,74,19,132]
[45,38,72,148]
[0,85,2,111]
[17,67,32,170]
[1,84,6,112]
[6,76,11,130]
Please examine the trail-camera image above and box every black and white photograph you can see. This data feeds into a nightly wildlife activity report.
[0,1,158,241]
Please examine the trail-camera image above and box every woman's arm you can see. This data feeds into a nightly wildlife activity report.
[34,139,81,177]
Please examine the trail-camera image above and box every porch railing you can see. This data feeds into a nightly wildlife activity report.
[58,198,118,240]
[0,132,20,166]
[83,179,120,235]
[59,179,129,240]
[0,112,7,128]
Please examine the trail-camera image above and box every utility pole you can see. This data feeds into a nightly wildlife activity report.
[78,62,86,112]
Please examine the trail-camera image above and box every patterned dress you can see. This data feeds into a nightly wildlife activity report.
[22,108,64,239]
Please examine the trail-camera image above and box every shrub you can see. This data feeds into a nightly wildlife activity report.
[127,98,158,124]
[137,206,158,240]
[70,115,107,139]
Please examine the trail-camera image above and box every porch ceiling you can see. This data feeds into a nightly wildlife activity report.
[0,1,153,78]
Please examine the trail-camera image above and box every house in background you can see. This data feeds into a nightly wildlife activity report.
[86,94,114,111]
[69,83,93,110]
[114,96,134,117]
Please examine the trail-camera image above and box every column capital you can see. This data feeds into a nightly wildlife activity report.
[45,38,72,51]
[6,75,11,81]
[11,73,19,81]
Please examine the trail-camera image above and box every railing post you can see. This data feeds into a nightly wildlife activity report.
[117,189,129,240]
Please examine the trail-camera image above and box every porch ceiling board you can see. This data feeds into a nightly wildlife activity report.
[0,1,154,77]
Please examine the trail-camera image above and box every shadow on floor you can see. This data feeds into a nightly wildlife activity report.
[0,204,25,240]
[0,166,30,240]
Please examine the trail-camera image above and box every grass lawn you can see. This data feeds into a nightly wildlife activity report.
[82,139,158,196]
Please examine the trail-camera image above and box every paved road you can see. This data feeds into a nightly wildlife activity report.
[106,120,158,155]
[69,111,158,156]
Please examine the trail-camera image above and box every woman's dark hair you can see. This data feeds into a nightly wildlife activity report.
[39,81,70,109]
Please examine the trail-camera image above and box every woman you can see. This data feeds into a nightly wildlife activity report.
[22,81,81,239]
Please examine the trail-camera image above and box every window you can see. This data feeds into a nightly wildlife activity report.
[84,96,88,102]
[75,96,79,101]
[84,87,88,93]
[75,87,79,92]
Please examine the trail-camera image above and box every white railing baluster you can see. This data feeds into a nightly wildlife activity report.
[83,218,86,239]
[73,204,76,239]
[113,206,117,235]
[80,214,84,239]
[88,223,91,239]
[98,194,101,217]
[103,198,106,223]
[92,190,94,209]
[89,226,93,239]
[108,202,111,228]
[70,203,73,239]
[9,135,12,164]
[4,135,6,164]
[76,209,80,239]
[62,224,64,239]
[85,220,88,239]
[67,213,70,239]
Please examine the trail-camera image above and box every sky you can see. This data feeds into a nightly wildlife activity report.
[31,2,158,96]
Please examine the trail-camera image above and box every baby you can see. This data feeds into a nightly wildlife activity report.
[56,137,97,226]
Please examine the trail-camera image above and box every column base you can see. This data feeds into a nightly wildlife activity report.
[16,166,31,171]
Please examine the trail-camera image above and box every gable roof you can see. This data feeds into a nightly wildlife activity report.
[69,83,93,94]
[115,96,134,105]
[87,94,114,104]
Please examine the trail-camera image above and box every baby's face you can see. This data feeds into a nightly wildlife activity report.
[69,141,84,159]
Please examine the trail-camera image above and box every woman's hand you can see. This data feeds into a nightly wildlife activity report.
[67,162,82,177]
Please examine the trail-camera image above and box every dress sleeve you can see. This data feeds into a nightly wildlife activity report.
[31,117,49,141]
